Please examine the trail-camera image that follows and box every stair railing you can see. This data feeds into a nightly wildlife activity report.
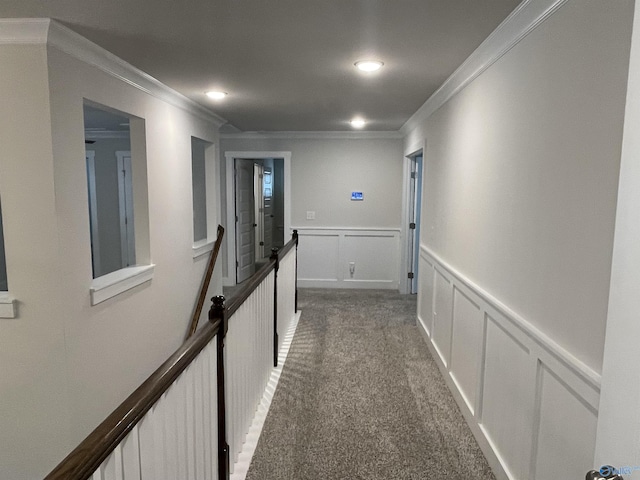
[187,224,225,340]
[44,230,299,480]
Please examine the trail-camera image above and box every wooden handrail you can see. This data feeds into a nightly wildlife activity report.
[186,225,225,340]
[45,318,223,480]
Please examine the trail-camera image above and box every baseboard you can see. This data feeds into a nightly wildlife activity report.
[298,279,398,289]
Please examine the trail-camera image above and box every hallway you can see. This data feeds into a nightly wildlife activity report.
[244,289,495,480]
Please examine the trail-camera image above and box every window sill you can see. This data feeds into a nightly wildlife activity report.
[193,239,214,258]
[0,292,16,318]
[90,265,155,305]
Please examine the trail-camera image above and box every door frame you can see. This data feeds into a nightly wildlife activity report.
[86,150,101,277]
[224,151,292,286]
[116,151,136,268]
[400,142,425,294]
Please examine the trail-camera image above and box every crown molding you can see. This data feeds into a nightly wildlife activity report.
[85,130,130,140]
[0,18,49,44]
[0,18,228,129]
[220,130,403,140]
[400,0,569,136]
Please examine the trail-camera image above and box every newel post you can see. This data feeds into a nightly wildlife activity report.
[293,229,299,313]
[209,295,229,480]
[271,247,280,367]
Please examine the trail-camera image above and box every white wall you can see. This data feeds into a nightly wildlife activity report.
[595,0,640,470]
[405,0,633,478]
[0,24,224,479]
[220,135,404,288]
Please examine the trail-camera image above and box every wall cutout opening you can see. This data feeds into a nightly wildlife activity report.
[84,101,150,281]
[191,137,217,255]
[0,199,7,291]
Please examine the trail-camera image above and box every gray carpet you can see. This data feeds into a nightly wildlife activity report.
[245,288,496,480]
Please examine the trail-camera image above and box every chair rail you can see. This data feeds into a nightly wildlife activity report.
[45,318,222,480]
[187,224,225,340]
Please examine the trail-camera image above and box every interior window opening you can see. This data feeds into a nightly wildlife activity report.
[84,102,135,278]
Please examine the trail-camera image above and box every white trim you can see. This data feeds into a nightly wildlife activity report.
[221,131,402,140]
[192,239,215,259]
[295,228,401,290]
[90,264,155,305]
[420,244,600,391]
[85,130,130,140]
[291,226,401,232]
[224,151,292,286]
[85,151,101,277]
[401,0,570,136]
[0,292,16,318]
[116,151,135,268]
[0,18,49,44]
[400,146,425,294]
[0,19,227,128]
[415,318,509,480]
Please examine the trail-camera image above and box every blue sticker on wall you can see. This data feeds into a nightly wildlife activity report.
[351,191,363,201]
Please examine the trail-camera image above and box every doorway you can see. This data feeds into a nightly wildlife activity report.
[229,155,289,285]
[407,152,423,294]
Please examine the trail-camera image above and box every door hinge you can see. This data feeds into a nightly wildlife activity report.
[408,272,414,279]
[409,222,416,229]
[235,215,239,222]
[410,172,416,179]
[259,241,264,246]
[236,261,239,268]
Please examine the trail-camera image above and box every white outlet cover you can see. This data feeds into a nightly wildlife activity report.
[306,211,315,220]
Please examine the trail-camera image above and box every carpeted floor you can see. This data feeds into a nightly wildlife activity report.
[245,288,496,480]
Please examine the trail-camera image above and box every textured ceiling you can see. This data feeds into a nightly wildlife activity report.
[0,0,521,131]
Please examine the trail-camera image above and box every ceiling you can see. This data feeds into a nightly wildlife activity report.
[0,0,521,132]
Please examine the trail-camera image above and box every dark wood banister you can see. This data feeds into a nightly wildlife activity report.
[186,224,225,340]
[45,318,223,480]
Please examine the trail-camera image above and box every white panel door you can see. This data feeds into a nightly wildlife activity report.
[263,167,273,255]
[235,160,255,283]
[253,163,265,260]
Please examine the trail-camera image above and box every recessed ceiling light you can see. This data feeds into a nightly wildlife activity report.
[355,60,384,72]
[350,118,366,129]
[206,91,228,100]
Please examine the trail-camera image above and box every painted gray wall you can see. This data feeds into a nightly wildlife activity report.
[404,0,633,374]
[221,136,404,228]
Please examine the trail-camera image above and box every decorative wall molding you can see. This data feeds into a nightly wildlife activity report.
[295,227,400,289]
[0,18,227,128]
[221,131,403,140]
[401,0,569,136]
[417,245,600,480]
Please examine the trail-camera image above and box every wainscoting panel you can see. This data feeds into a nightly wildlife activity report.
[417,252,435,336]
[416,245,601,480]
[297,231,340,284]
[533,364,598,480]
[481,314,535,480]
[432,268,453,367]
[450,287,483,414]
[295,228,400,289]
